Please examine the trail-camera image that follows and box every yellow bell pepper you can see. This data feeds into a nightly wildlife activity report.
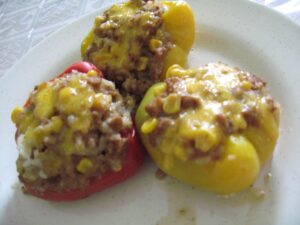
[81,0,195,82]
[135,63,280,194]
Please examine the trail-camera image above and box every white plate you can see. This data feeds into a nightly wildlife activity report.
[1,0,300,224]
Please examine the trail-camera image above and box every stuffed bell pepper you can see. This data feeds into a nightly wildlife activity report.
[135,63,280,194]
[81,0,195,100]
[11,62,144,201]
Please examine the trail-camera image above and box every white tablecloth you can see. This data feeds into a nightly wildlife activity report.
[0,0,299,78]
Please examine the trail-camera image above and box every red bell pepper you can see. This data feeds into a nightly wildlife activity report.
[22,62,144,201]
[56,61,101,78]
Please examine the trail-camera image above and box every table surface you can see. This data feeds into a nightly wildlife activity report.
[0,0,299,78]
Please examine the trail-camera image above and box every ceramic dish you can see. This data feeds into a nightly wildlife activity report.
[1,0,300,224]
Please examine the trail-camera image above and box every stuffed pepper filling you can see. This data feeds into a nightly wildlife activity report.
[11,70,133,193]
[141,63,280,165]
[82,0,194,99]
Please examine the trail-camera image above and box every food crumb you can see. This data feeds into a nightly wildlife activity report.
[253,188,266,199]
[217,193,236,199]
[178,208,187,216]
[264,172,272,182]
[155,169,167,180]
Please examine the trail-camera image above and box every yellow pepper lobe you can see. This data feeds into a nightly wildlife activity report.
[162,46,187,76]
[209,135,260,194]
[81,30,94,59]
[162,1,195,52]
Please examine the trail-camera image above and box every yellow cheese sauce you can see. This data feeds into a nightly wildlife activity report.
[136,62,280,194]
[11,70,132,191]
[82,0,194,99]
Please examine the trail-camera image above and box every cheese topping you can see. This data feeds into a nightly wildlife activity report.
[142,63,280,165]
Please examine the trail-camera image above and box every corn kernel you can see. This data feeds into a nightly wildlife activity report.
[11,107,23,124]
[141,118,158,134]
[93,93,112,110]
[241,81,252,90]
[37,82,47,91]
[194,126,219,152]
[163,93,181,114]
[137,57,148,71]
[87,70,97,77]
[166,64,186,78]
[149,39,162,52]
[59,87,77,102]
[50,116,63,132]
[76,158,93,173]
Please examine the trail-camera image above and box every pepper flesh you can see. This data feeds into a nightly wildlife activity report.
[12,62,144,201]
[135,64,280,194]
[160,1,195,75]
